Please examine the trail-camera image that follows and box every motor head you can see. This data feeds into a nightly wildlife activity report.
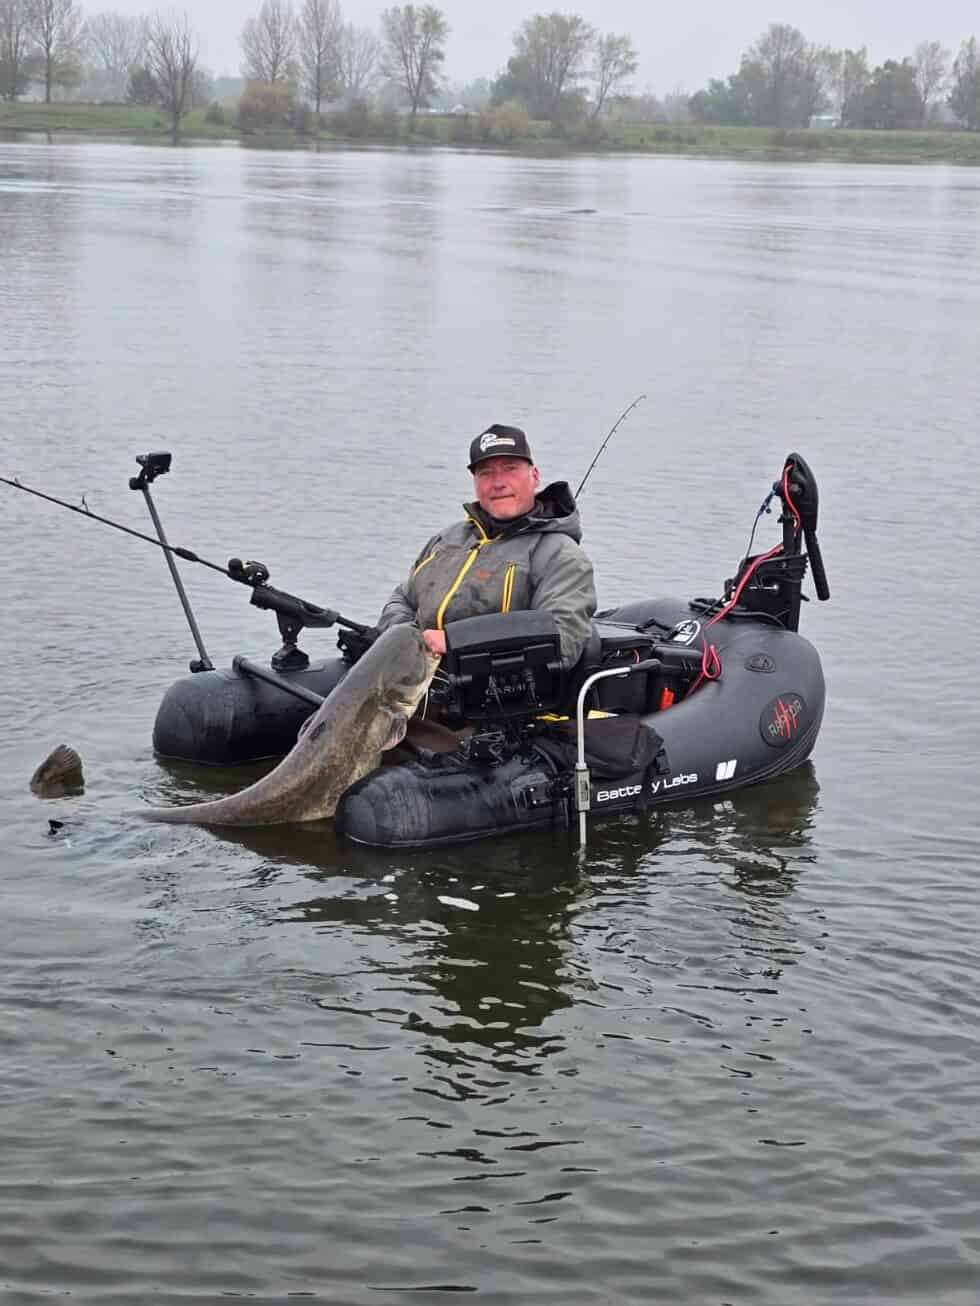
[781,451,829,601]
[779,452,819,534]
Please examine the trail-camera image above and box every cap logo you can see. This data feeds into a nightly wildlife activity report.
[479,432,516,453]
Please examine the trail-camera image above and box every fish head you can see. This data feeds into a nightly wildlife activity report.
[375,625,442,723]
[30,745,84,797]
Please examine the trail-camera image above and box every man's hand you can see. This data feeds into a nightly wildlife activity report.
[423,629,446,656]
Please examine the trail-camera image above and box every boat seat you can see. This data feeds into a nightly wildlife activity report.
[566,620,657,714]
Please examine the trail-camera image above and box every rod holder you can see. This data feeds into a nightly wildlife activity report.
[130,453,213,673]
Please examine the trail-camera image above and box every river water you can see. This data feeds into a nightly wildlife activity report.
[1,140,978,1303]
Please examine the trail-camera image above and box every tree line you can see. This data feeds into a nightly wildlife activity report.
[212,3,639,132]
[0,1,637,136]
[689,25,980,132]
[3,4,980,139]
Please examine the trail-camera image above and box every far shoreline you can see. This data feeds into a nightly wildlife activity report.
[3,102,980,166]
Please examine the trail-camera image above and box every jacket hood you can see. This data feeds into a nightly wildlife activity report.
[465,480,583,543]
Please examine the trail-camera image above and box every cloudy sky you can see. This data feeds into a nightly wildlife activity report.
[115,0,979,89]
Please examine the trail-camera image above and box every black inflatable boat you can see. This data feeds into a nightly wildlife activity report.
[151,452,830,849]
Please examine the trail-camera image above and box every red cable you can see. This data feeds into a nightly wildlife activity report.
[683,469,804,702]
[782,464,803,535]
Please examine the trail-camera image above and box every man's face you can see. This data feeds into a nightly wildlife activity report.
[472,457,540,520]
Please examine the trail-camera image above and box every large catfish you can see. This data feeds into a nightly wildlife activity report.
[141,625,440,826]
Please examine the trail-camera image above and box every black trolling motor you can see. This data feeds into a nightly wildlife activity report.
[3,452,371,681]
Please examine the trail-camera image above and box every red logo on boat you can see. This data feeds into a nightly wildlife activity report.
[759,694,806,748]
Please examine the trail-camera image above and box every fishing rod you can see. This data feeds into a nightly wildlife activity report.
[2,452,369,674]
[575,394,646,499]
[1,463,230,578]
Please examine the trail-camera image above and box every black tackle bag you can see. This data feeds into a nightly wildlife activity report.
[535,715,667,808]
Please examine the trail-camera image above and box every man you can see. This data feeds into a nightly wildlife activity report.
[376,424,596,669]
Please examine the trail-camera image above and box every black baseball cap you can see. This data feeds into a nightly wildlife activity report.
[468,424,534,471]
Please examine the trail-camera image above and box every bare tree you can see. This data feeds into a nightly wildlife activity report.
[513,12,596,123]
[336,22,379,102]
[27,0,85,102]
[85,10,147,99]
[1,0,33,101]
[298,0,339,116]
[144,9,198,141]
[913,40,950,122]
[241,0,297,85]
[380,4,448,122]
[591,32,637,119]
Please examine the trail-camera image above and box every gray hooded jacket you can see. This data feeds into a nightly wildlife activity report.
[377,481,596,668]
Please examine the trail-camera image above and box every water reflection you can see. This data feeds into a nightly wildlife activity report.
[670,762,820,895]
[211,764,820,1061]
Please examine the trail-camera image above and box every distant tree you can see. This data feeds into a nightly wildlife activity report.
[125,60,158,104]
[591,32,637,120]
[85,11,147,100]
[238,76,296,128]
[487,97,530,142]
[660,91,691,124]
[948,37,980,131]
[335,22,379,102]
[0,0,33,101]
[144,10,198,141]
[190,62,213,107]
[836,47,871,125]
[614,91,663,123]
[849,59,923,129]
[298,0,339,116]
[497,12,595,124]
[688,78,739,125]
[27,0,85,102]
[818,46,842,113]
[689,24,827,128]
[744,23,825,127]
[241,0,297,85]
[380,4,448,122]
[490,55,534,111]
[913,40,950,122]
[435,74,490,111]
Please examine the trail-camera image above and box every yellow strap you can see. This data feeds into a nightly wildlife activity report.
[537,710,617,722]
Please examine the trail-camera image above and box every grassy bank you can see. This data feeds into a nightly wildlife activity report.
[0,101,235,140]
[4,100,980,164]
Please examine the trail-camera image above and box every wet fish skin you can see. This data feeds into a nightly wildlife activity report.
[140,625,440,827]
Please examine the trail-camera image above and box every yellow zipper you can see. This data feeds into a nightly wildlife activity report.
[412,552,436,578]
[435,545,482,630]
[434,515,501,630]
[501,563,516,613]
